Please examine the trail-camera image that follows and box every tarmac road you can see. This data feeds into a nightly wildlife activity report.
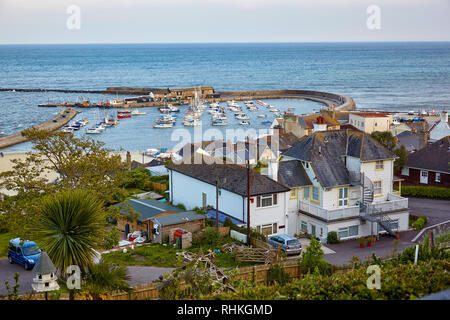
[0,259,174,296]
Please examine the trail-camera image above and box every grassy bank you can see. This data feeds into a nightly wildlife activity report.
[0,232,15,258]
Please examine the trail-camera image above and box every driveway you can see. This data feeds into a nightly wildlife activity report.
[408,198,450,225]
[0,259,174,296]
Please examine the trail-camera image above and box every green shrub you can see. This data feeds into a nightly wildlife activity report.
[300,238,331,275]
[395,185,450,200]
[327,231,339,244]
[266,264,290,286]
[193,227,221,247]
[174,203,186,210]
[413,216,427,231]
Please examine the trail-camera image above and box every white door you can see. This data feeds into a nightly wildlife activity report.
[420,171,428,184]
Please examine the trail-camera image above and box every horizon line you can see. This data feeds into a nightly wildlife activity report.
[1,40,450,46]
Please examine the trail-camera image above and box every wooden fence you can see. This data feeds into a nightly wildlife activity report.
[9,260,356,300]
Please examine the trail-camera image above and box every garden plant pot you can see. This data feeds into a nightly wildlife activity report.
[396,233,400,239]
[360,243,364,248]
[367,242,372,247]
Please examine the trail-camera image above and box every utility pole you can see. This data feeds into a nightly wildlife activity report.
[215,177,226,230]
[216,179,219,230]
[246,160,251,246]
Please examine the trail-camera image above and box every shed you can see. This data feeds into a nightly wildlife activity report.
[150,211,205,243]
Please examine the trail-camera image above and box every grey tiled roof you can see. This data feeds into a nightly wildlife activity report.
[151,211,205,226]
[277,160,312,188]
[406,136,449,173]
[32,251,56,275]
[282,130,395,188]
[167,162,290,196]
[115,199,184,221]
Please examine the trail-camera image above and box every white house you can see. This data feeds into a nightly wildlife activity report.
[281,130,410,243]
[349,112,393,134]
[167,161,291,236]
[428,111,449,142]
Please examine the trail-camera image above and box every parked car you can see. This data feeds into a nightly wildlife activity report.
[8,238,42,270]
[268,234,302,255]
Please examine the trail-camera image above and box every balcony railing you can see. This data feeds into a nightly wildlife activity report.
[368,193,409,212]
[299,193,408,221]
[299,201,360,221]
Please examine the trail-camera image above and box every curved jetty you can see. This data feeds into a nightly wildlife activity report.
[0,108,79,149]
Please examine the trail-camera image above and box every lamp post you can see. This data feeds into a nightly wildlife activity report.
[215,177,227,229]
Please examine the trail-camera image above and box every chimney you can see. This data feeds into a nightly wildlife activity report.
[268,161,279,182]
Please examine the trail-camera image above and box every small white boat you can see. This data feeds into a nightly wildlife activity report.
[152,123,173,128]
[85,127,101,134]
[239,120,250,125]
[236,113,250,120]
[257,114,267,118]
[269,108,280,112]
[132,109,146,115]
[183,119,201,127]
[61,127,74,133]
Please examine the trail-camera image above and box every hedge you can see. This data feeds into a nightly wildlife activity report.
[395,185,450,200]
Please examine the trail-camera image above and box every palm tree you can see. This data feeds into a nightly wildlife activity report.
[36,189,106,299]
[83,259,132,300]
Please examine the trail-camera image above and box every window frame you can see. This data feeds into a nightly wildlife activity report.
[337,186,349,207]
[436,172,441,182]
[373,180,383,196]
[290,188,298,200]
[311,186,320,203]
[256,194,277,208]
[375,160,384,170]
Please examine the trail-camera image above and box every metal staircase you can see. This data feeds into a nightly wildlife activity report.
[358,173,397,238]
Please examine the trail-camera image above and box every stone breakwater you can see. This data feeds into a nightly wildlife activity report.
[0,108,79,149]
[4,86,355,112]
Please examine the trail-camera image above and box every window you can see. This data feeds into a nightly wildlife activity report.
[401,167,409,176]
[312,186,319,202]
[436,173,441,182]
[256,194,277,208]
[338,187,349,207]
[373,181,382,196]
[290,188,298,199]
[259,223,278,236]
[301,221,308,232]
[303,187,310,200]
[375,160,384,170]
[337,225,359,239]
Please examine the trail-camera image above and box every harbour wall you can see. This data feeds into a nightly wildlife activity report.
[0,108,79,149]
[1,87,355,112]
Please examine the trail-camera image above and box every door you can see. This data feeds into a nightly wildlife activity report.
[338,187,349,207]
[125,224,130,237]
[15,248,25,264]
[311,225,316,237]
[420,171,428,184]
[202,192,207,208]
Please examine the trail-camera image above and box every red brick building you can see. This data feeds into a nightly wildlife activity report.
[400,136,450,187]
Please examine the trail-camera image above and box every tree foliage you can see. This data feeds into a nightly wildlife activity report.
[35,189,106,275]
[370,131,408,171]
[299,238,331,275]
[0,129,129,236]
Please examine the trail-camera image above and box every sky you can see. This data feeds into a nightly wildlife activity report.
[0,0,449,44]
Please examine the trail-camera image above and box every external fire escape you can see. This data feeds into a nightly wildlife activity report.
[350,172,397,238]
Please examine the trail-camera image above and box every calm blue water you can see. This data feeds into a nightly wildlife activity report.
[1,42,449,152]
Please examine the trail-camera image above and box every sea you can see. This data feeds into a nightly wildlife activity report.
[0,42,449,153]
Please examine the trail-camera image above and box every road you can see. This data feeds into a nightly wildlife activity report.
[407,198,450,225]
[0,259,174,296]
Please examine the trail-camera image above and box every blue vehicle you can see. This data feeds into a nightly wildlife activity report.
[8,238,41,270]
[268,234,302,255]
